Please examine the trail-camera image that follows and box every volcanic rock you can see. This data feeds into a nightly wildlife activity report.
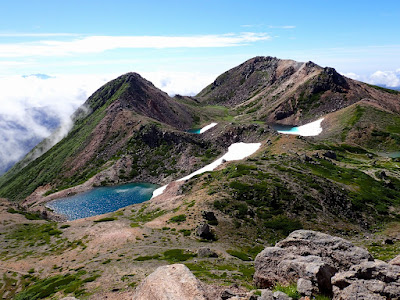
[331,260,400,299]
[132,264,207,300]
[254,230,373,294]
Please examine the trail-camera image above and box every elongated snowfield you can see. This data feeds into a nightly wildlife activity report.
[151,142,262,198]
[278,118,324,136]
[199,122,217,133]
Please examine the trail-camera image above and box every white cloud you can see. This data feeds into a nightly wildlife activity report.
[341,69,400,88]
[142,71,217,96]
[369,70,400,87]
[0,33,271,58]
[342,72,360,80]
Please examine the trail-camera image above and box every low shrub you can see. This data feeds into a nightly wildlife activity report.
[169,214,186,223]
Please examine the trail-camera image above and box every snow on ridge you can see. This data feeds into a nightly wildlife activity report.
[151,142,262,199]
[199,122,217,133]
[278,118,324,137]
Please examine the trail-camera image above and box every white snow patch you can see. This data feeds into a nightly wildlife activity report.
[278,118,324,137]
[151,142,261,198]
[199,122,217,133]
[151,185,167,198]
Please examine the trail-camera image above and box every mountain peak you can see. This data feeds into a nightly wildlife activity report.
[78,71,195,130]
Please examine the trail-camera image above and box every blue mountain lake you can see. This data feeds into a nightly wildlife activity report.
[379,151,400,158]
[187,128,201,134]
[46,183,158,220]
[270,124,297,134]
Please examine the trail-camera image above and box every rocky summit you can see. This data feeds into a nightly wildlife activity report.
[0,56,400,299]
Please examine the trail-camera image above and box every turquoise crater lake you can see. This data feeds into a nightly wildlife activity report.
[46,183,158,221]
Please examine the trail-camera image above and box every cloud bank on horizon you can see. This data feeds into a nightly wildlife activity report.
[345,69,400,88]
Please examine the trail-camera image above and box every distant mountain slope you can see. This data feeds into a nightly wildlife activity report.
[197,56,400,125]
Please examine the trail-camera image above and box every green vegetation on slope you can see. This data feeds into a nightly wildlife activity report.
[192,144,400,244]
[367,84,400,95]
[331,103,400,151]
[14,270,99,300]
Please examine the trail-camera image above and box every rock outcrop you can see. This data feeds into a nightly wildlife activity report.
[132,264,208,300]
[197,247,218,258]
[332,260,400,299]
[254,230,374,296]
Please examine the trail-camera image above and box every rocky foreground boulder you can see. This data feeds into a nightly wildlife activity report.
[132,264,258,300]
[132,264,208,300]
[254,230,400,299]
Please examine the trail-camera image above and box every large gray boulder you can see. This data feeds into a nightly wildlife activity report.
[332,260,400,299]
[132,264,207,300]
[254,230,373,295]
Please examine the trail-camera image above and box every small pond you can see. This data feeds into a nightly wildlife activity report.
[270,119,324,137]
[187,123,217,134]
[270,124,298,133]
[187,128,201,134]
[378,151,400,158]
[46,183,158,220]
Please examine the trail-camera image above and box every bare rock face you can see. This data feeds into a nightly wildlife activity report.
[254,230,373,295]
[132,264,207,300]
[332,260,400,299]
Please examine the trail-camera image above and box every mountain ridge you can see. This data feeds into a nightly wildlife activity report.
[197,56,400,126]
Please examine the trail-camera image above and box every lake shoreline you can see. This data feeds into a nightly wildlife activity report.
[46,182,158,221]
